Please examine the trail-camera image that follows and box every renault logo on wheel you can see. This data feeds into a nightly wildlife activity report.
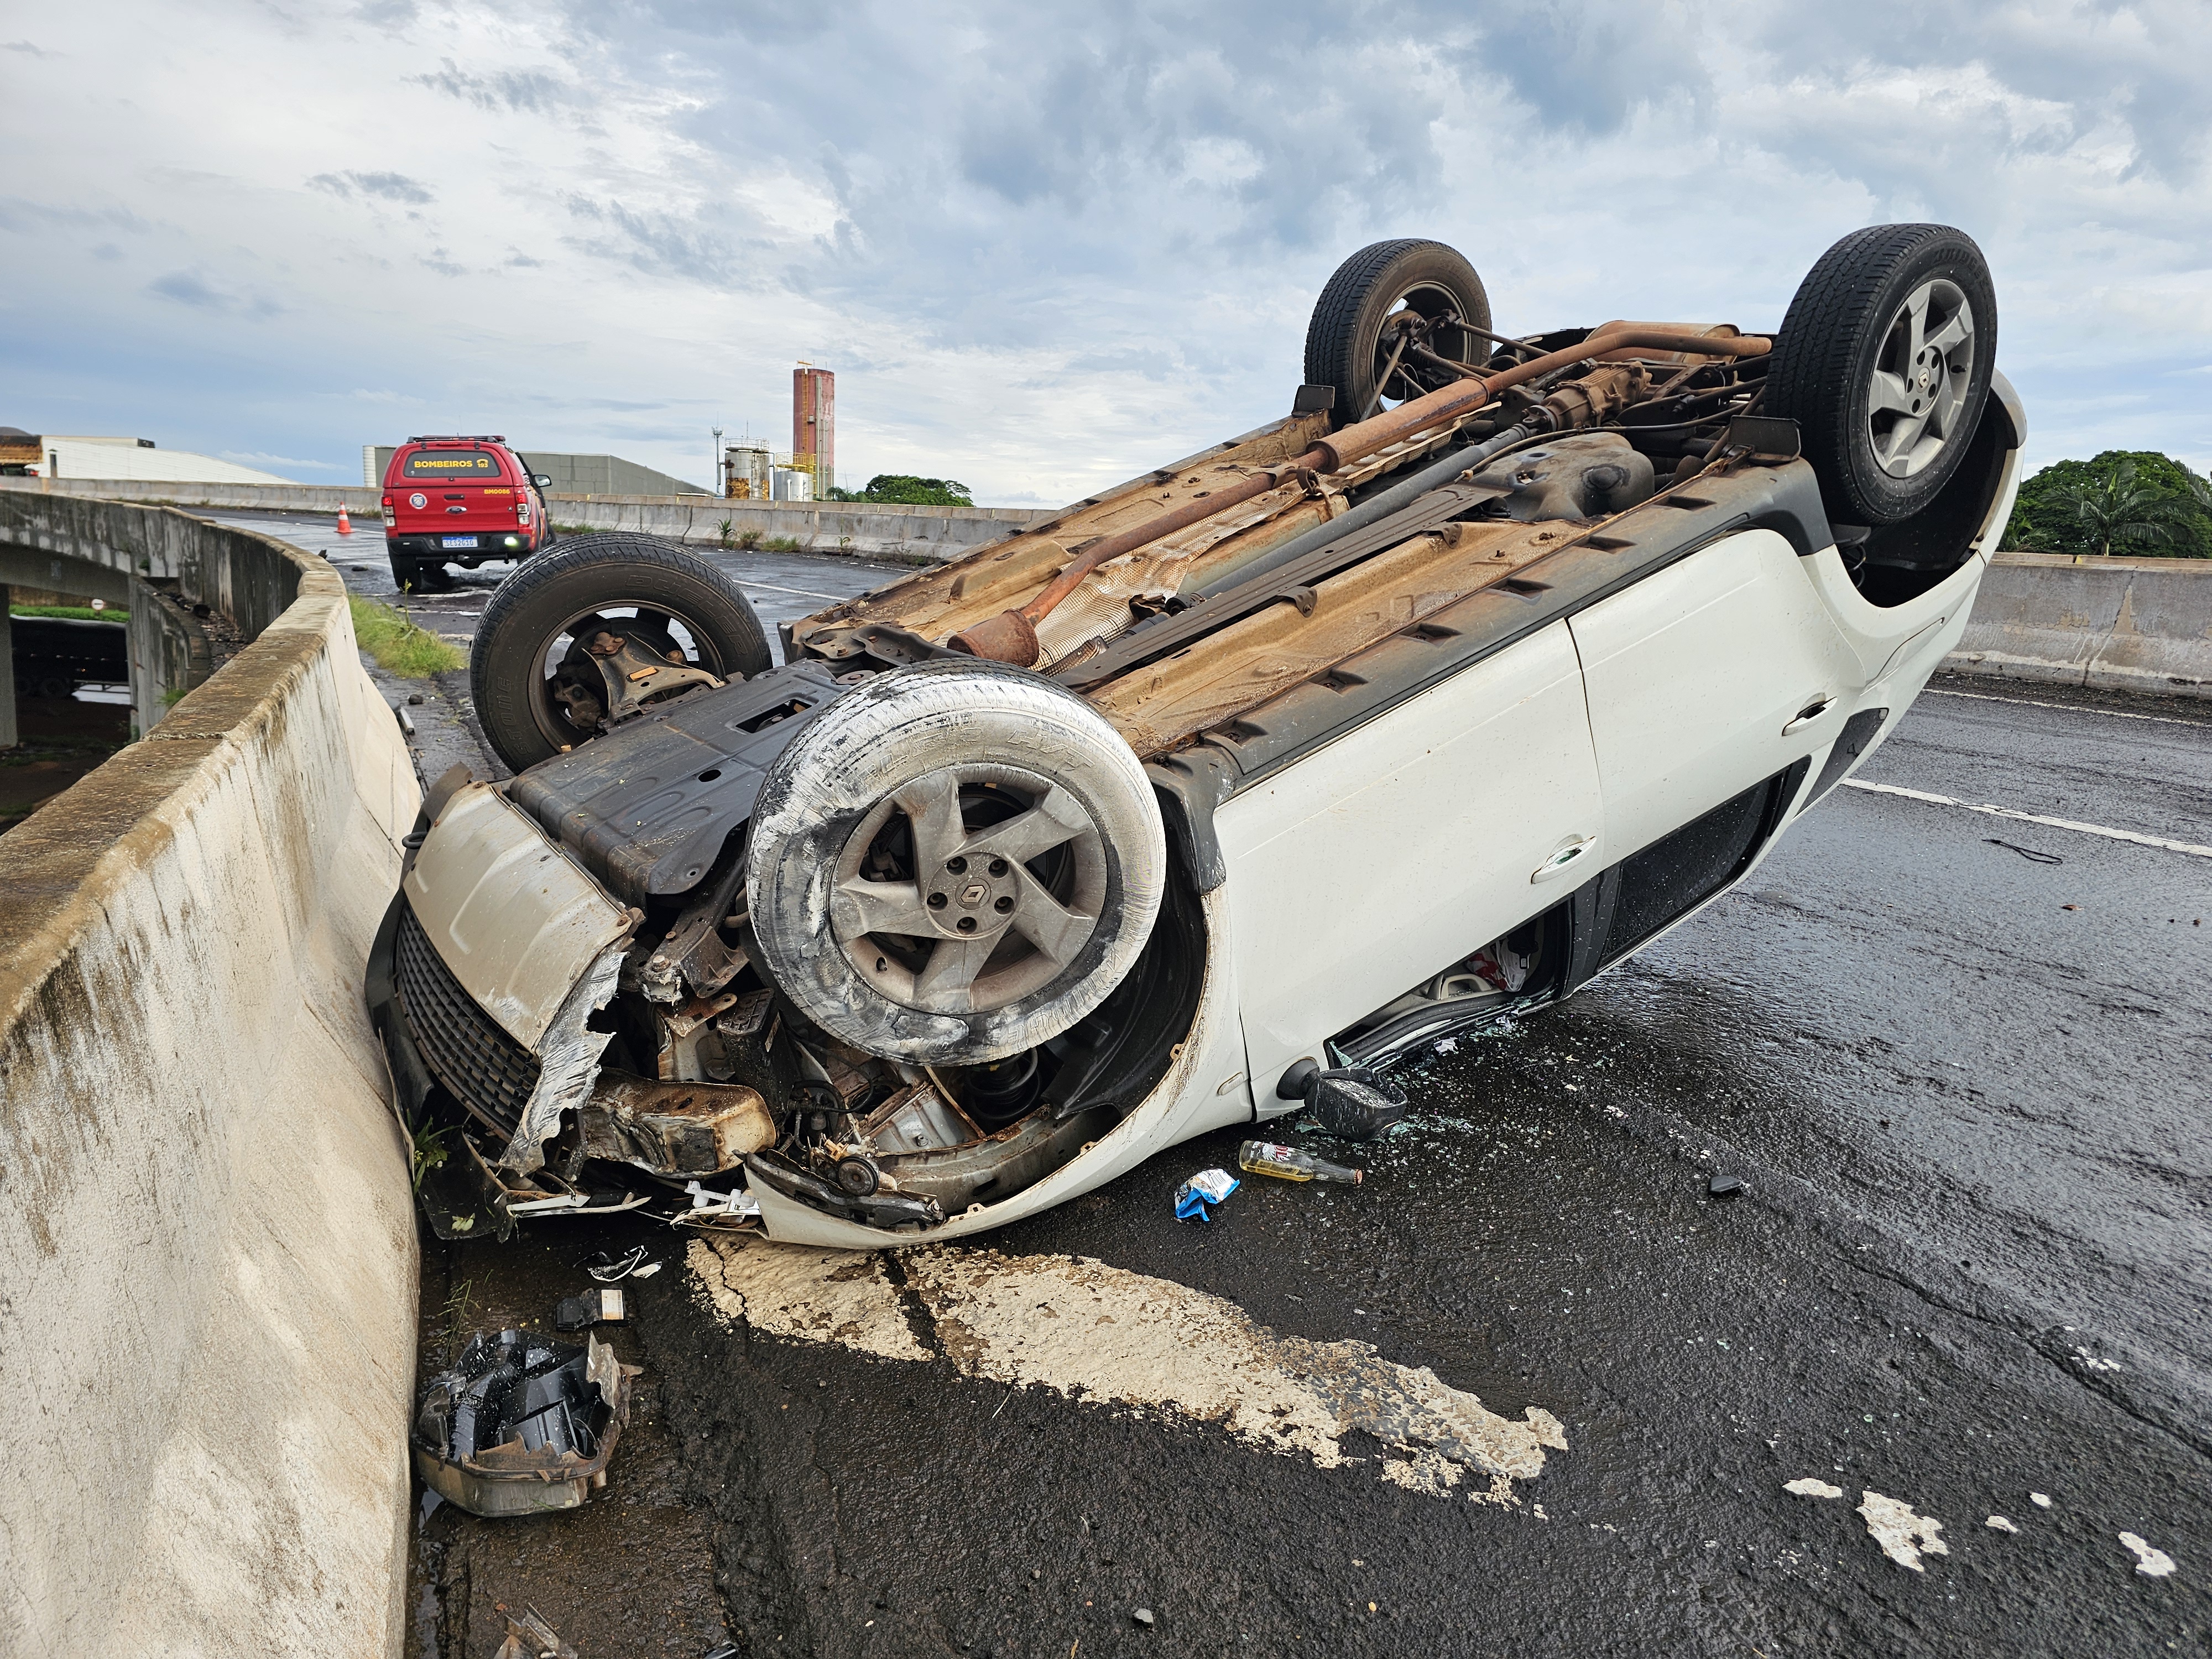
[959,880,990,907]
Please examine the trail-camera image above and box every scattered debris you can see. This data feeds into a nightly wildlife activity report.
[2061,904,2080,911]
[406,692,426,706]
[1784,1477,1845,1499]
[702,1645,740,1659]
[1707,1173,1745,1198]
[1173,1168,1239,1222]
[1238,1141,1362,1186]
[494,1607,577,1659]
[675,1182,763,1228]
[413,1329,637,1516]
[1131,1608,1155,1628]
[582,1244,655,1282]
[1987,1515,2018,1533]
[1985,837,2062,864]
[2031,1491,2053,1508]
[1298,1067,1408,1140]
[554,1286,627,1331]
[2119,1532,2176,1578]
[1858,1490,1948,1572]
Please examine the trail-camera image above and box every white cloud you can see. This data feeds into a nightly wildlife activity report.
[1,0,2208,494]
[221,451,342,469]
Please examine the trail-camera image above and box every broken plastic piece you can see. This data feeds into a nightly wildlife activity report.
[494,1608,577,1659]
[413,1329,637,1517]
[1174,1168,1239,1222]
[1708,1173,1744,1197]
[555,1286,627,1331]
[1301,1067,1408,1140]
[582,1243,652,1282]
[1239,1141,1362,1186]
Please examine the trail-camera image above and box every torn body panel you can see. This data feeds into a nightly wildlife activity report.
[402,782,633,1049]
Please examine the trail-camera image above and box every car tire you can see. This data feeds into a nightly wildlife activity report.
[1765,223,1997,528]
[746,660,1166,1066]
[1304,239,1492,423]
[469,533,771,773]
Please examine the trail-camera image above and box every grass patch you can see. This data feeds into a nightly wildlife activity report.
[349,596,465,677]
[9,604,127,621]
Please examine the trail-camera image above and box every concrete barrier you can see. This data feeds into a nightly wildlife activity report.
[1948,551,2212,699]
[0,476,1042,561]
[0,498,421,1656]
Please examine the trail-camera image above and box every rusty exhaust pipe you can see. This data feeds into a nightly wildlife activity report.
[950,327,1771,665]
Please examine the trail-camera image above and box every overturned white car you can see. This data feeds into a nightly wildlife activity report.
[371,224,2023,1248]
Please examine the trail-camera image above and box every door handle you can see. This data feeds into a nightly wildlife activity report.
[1782,693,1837,735]
[1531,837,1598,884]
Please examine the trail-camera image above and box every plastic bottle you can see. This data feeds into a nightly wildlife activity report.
[1238,1140,1363,1185]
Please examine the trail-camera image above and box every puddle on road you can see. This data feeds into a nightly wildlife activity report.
[690,1237,1566,1504]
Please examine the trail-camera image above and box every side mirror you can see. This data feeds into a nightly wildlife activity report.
[532,474,552,488]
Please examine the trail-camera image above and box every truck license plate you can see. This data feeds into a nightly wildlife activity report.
[441,535,479,550]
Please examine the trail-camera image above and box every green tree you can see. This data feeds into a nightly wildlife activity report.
[857,474,973,507]
[2004,450,2212,557]
[2048,461,2188,557]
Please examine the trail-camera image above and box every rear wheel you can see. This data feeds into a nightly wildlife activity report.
[746,661,1166,1066]
[469,533,770,773]
[1304,239,1491,423]
[1765,223,1997,528]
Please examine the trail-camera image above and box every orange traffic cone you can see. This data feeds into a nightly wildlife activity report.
[336,503,353,535]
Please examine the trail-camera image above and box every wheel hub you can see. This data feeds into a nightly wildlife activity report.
[924,854,1022,941]
[1865,278,1974,479]
[829,763,1107,1016]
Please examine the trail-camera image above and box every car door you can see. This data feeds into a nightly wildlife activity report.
[1568,526,1866,900]
[1212,617,1606,1100]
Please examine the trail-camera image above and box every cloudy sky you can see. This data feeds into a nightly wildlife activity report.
[4,1,2208,504]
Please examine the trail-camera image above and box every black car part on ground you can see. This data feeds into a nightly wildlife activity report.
[413,1329,633,1517]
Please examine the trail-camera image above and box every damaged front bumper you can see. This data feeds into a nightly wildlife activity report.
[369,780,776,1218]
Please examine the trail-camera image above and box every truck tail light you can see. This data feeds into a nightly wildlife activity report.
[517,500,531,524]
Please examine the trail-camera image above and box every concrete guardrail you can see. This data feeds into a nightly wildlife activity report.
[0,476,1042,562]
[1948,550,2212,700]
[0,497,420,1656]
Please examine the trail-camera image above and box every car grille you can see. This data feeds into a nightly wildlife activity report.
[394,901,539,1134]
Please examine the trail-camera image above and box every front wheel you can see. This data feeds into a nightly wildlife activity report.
[1765,223,1998,528]
[745,661,1166,1066]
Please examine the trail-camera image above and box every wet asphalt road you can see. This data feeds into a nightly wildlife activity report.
[217,515,2210,1655]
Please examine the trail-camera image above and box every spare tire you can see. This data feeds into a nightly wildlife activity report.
[1766,223,1997,528]
[746,661,1166,1066]
[1305,239,1492,422]
[470,533,771,773]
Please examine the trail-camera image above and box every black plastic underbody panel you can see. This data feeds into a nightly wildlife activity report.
[505,660,848,907]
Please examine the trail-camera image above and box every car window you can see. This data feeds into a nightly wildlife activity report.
[399,450,508,481]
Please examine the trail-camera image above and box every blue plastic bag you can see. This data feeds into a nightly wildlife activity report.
[1173,1168,1239,1222]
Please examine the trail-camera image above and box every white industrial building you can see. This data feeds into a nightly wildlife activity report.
[4,432,291,484]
